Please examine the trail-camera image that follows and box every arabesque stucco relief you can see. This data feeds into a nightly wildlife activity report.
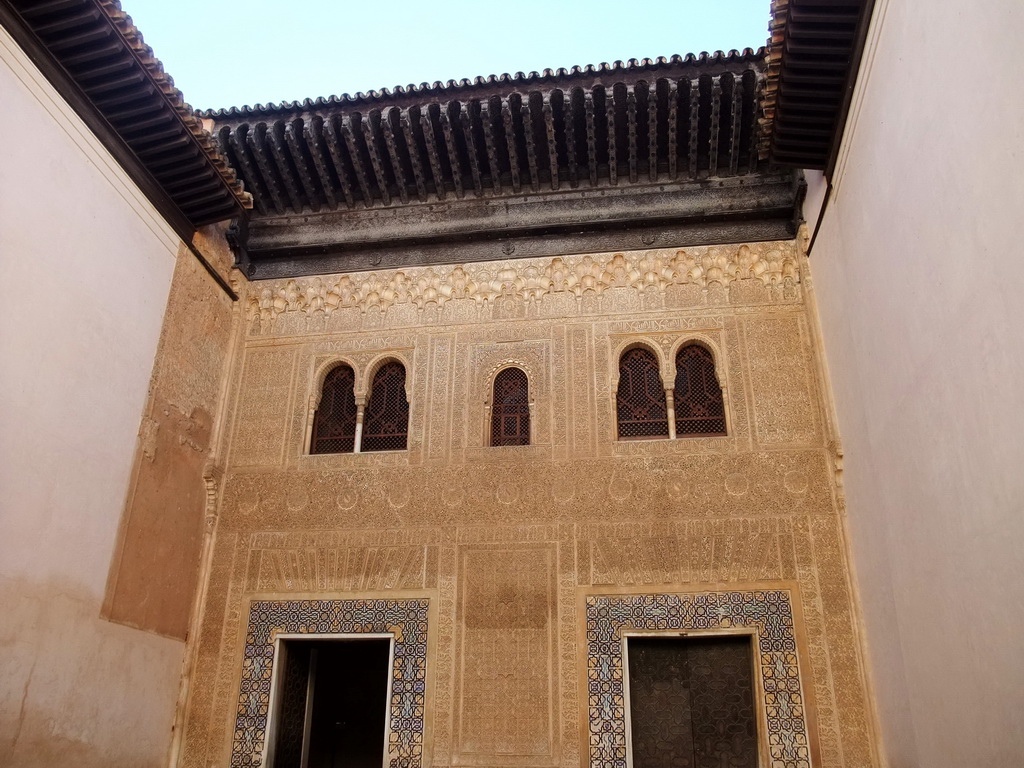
[178,240,878,768]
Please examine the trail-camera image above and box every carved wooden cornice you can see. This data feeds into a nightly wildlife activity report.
[208,52,803,278]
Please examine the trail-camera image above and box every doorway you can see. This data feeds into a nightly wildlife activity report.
[626,634,759,768]
[268,637,392,768]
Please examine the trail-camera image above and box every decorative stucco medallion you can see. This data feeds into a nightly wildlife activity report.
[725,472,749,495]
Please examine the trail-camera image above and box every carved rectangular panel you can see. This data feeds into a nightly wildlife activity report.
[744,315,817,446]
[455,545,558,766]
[569,326,595,458]
[230,348,296,466]
[245,544,437,593]
[581,519,795,586]
[427,334,455,462]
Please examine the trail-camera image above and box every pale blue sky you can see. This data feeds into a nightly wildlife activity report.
[122,0,771,111]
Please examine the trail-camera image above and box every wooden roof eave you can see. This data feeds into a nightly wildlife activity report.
[0,0,252,240]
[761,0,877,175]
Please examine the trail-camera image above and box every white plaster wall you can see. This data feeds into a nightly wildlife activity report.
[0,27,185,768]
[808,3,1024,766]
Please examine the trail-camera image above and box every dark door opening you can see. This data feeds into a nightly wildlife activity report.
[627,635,758,768]
[269,637,392,768]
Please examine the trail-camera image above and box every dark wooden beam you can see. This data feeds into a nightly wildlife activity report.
[400,109,429,203]
[420,107,446,201]
[341,116,374,207]
[709,75,722,177]
[564,89,579,188]
[584,91,598,187]
[439,103,465,199]
[626,85,638,183]
[304,118,339,210]
[667,79,679,180]
[361,112,392,206]
[542,94,559,191]
[321,116,356,209]
[522,99,541,192]
[480,99,503,194]
[501,97,521,193]
[687,79,700,180]
[380,109,409,205]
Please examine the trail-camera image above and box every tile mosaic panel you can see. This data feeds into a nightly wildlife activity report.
[585,590,810,768]
[232,598,429,768]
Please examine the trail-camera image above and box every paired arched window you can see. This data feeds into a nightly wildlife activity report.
[310,364,357,454]
[616,347,670,439]
[491,367,530,446]
[362,361,409,452]
[616,343,726,440]
[674,344,726,436]
[310,360,409,454]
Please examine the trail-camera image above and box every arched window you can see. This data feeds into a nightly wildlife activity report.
[362,361,409,452]
[491,367,530,446]
[674,344,727,436]
[616,347,669,439]
[310,364,357,454]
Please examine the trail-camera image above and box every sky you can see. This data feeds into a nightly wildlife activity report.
[122,0,771,112]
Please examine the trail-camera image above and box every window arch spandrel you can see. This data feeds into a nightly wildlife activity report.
[616,347,669,440]
[362,361,409,452]
[673,344,727,437]
[310,364,357,454]
[491,367,530,446]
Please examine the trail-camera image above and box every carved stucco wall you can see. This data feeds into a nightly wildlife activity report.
[103,232,237,640]
[178,240,878,768]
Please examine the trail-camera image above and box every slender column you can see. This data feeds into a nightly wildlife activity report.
[484,399,493,445]
[665,388,677,440]
[303,396,318,454]
[354,396,367,453]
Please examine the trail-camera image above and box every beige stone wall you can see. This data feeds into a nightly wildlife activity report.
[179,240,879,767]
[0,25,185,768]
[804,2,1024,765]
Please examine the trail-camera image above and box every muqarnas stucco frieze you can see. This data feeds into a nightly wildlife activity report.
[244,243,801,337]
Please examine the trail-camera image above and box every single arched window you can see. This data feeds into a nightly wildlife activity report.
[491,368,530,446]
[616,347,669,439]
[310,364,357,454]
[674,344,727,436]
[362,361,409,452]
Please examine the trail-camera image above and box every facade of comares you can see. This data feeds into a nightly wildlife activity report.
[171,237,876,767]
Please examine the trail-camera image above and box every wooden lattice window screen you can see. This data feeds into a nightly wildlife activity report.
[491,368,530,446]
[674,345,727,436]
[616,347,669,439]
[310,365,357,454]
[362,362,409,452]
